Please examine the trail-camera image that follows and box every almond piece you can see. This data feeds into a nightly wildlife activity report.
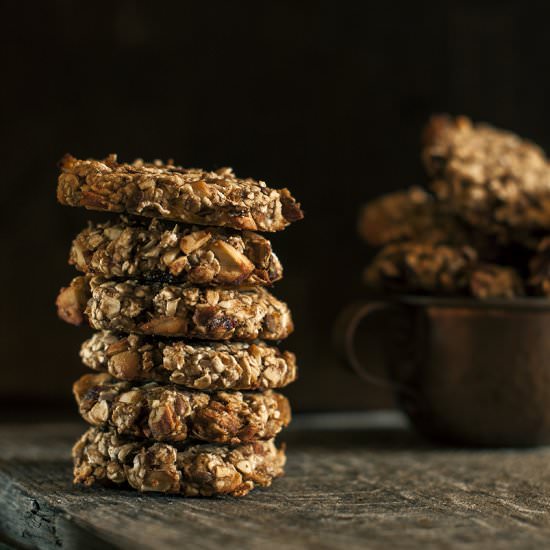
[179,230,212,254]
[210,240,255,284]
[168,255,189,276]
[109,351,141,380]
[139,316,188,336]
[106,338,131,357]
[243,232,272,266]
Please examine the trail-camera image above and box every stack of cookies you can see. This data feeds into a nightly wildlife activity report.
[56,154,303,497]
[360,115,550,298]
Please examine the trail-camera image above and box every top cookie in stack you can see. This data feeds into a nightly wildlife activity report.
[58,154,303,232]
[359,115,550,299]
[56,154,303,498]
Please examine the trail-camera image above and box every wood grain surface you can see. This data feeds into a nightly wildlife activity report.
[2,414,550,549]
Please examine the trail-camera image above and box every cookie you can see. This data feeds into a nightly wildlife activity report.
[358,186,466,246]
[81,332,297,390]
[56,276,293,340]
[58,154,303,232]
[73,373,291,445]
[73,427,285,497]
[364,241,477,294]
[70,216,283,286]
[364,241,524,298]
[468,264,525,299]
[422,114,550,233]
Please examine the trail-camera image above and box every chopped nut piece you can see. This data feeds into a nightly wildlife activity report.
[180,230,212,254]
[209,240,255,284]
[109,350,141,380]
[138,316,188,336]
[168,256,188,276]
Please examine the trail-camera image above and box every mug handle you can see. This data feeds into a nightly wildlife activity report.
[333,300,415,396]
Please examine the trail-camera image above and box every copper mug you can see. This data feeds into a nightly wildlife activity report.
[335,296,550,446]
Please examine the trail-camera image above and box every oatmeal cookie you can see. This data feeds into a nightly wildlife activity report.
[73,373,290,445]
[57,154,303,232]
[364,241,477,294]
[358,186,466,246]
[81,332,297,390]
[422,115,550,232]
[57,276,293,340]
[364,241,524,298]
[73,427,285,497]
[468,264,525,299]
[70,216,283,286]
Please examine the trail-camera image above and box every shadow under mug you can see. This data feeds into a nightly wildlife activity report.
[334,296,550,447]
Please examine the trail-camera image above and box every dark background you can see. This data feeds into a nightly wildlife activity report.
[2,1,550,418]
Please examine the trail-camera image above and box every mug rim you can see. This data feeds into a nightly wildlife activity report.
[395,295,550,310]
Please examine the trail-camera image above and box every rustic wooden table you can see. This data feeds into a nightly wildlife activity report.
[2,412,550,549]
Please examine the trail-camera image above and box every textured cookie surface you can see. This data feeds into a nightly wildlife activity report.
[81,332,297,390]
[70,216,283,286]
[364,241,477,294]
[365,241,524,298]
[58,154,303,232]
[423,115,550,232]
[358,187,466,246]
[57,276,293,340]
[73,427,285,497]
[73,373,291,444]
[468,264,525,299]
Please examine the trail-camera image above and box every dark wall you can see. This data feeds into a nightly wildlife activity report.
[2,1,550,414]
